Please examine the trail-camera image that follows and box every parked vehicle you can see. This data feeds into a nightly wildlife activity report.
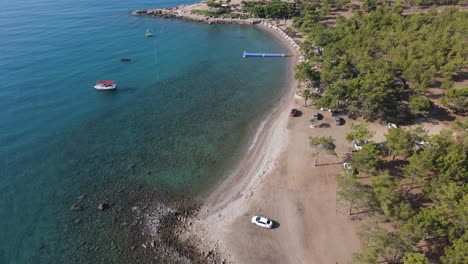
[312,112,318,120]
[343,162,357,175]
[251,216,273,229]
[343,163,351,170]
[353,139,370,151]
[335,117,341,125]
[290,109,299,117]
[388,123,397,129]
[418,140,432,148]
[353,140,363,151]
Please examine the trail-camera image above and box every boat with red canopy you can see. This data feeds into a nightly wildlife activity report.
[94,80,117,90]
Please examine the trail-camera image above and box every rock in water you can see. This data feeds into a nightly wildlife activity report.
[97,202,110,211]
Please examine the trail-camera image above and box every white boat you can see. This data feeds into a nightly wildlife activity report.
[94,80,116,90]
[144,29,153,37]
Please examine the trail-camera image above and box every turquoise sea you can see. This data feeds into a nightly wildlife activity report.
[0,0,291,263]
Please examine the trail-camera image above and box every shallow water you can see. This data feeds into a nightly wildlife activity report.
[0,0,291,262]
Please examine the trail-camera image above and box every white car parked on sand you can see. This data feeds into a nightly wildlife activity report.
[251,216,273,229]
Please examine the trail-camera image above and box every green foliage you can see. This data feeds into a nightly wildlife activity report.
[372,171,400,217]
[337,174,371,215]
[207,1,222,8]
[295,62,320,83]
[386,127,414,160]
[248,1,296,19]
[392,201,416,222]
[352,143,383,175]
[407,0,461,6]
[296,6,468,119]
[346,122,375,142]
[435,144,468,183]
[392,0,404,15]
[441,239,468,264]
[335,0,350,10]
[450,194,468,242]
[403,152,431,192]
[319,3,331,18]
[403,206,450,240]
[251,5,265,17]
[427,182,467,219]
[409,125,429,144]
[381,100,410,124]
[442,87,468,114]
[353,223,387,263]
[354,222,415,263]
[409,94,432,117]
[345,128,468,263]
[293,4,320,30]
[300,89,312,106]
[362,0,377,12]
[451,119,468,147]
[308,135,335,154]
[403,252,430,264]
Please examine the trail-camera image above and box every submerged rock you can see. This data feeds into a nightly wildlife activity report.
[97,202,110,211]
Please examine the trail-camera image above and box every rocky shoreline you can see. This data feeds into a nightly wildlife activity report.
[132,8,260,25]
[61,178,230,264]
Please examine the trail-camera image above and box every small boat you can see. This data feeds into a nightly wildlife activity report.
[144,29,153,37]
[94,80,117,90]
[120,58,131,62]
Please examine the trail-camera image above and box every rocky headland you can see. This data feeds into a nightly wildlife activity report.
[132,7,260,25]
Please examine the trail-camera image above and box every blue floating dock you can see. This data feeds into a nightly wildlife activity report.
[243,51,286,58]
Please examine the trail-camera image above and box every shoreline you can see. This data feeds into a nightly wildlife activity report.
[135,5,304,262]
[200,23,299,217]
[181,22,302,262]
[133,5,304,222]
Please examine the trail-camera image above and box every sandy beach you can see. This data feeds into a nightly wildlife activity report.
[200,23,301,219]
[177,23,363,264]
